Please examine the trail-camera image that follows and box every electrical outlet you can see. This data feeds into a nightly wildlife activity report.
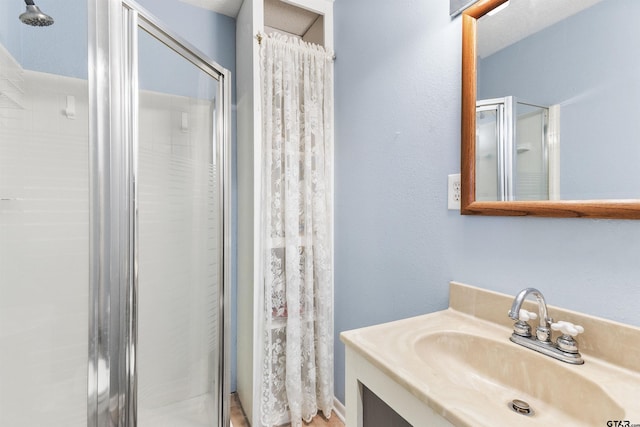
[448,174,461,210]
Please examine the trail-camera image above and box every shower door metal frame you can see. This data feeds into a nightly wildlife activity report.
[88,1,231,425]
[88,0,130,425]
[476,97,514,201]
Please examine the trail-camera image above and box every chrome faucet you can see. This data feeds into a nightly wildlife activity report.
[508,288,553,343]
[508,287,584,365]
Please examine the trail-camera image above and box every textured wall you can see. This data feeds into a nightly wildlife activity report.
[333,0,640,404]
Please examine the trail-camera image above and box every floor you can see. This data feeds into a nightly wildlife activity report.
[230,393,344,427]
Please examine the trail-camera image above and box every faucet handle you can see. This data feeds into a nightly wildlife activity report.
[518,309,538,322]
[551,321,584,355]
[551,321,584,337]
[508,309,537,337]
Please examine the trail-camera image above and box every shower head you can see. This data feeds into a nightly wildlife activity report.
[19,0,54,27]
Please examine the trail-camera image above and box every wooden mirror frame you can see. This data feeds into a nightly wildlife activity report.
[461,0,640,219]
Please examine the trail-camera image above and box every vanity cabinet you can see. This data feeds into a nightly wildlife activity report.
[345,347,453,427]
[362,387,412,427]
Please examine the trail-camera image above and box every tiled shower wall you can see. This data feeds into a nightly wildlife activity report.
[0,46,89,426]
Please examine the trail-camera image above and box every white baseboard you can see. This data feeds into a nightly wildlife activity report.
[333,396,346,423]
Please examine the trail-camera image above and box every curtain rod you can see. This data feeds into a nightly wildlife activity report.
[255,33,336,61]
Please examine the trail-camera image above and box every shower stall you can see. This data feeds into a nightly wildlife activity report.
[0,1,230,426]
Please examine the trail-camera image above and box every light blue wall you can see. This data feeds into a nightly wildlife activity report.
[478,0,640,200]
[136,0,235,76]
[333,0,640,404]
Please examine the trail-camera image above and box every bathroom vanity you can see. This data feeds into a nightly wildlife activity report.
[341,282,640,426]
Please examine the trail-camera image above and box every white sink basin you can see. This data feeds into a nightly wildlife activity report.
[341,283,640,427]
[414,331,625,425]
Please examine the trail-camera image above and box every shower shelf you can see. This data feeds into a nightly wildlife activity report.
[516,144,532,153]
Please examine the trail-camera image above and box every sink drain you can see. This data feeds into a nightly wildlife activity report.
[509,399,534,416]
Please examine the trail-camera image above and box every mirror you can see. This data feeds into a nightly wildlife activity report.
[461,0,640,218]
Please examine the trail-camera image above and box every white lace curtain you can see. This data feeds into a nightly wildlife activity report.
[259,33,334,427]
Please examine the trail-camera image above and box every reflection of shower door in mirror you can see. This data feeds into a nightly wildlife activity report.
[476,96,554,201]
[128,6,229,427]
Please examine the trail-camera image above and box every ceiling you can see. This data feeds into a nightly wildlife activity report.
[264,0,320,37]
[179,0,243,18]
[183,0,604,53]
[477,0,605,58]
[179,0,321,38]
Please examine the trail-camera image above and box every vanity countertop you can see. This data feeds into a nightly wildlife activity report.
[340,282,640,427]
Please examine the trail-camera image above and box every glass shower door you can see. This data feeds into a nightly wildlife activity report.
[134,13,226,427]
[2,2,228,426]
